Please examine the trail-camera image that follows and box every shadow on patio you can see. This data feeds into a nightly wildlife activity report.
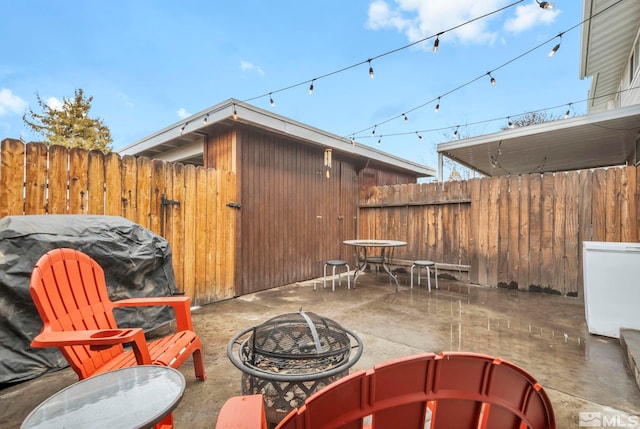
[2,273,639,428]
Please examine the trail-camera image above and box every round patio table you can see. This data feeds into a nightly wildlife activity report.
[21,365,185,429]
[343,239,407,290]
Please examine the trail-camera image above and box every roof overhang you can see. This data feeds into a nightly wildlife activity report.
[120,99,435,178]
[580,0,640,111]
[438,104,640,177]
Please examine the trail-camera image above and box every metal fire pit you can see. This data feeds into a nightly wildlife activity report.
[227,311,363,426]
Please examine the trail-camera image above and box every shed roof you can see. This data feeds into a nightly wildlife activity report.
[437,103,640,177]
[119,99,435,178]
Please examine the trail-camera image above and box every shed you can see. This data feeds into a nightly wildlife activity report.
[120,99,434,295]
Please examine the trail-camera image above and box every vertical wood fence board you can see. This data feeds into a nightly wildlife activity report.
[69,148,88,214]
[497,176,510,287]
[540,173,555,290]
[194,167,208,304]
[135,157,152,229]
[486,177,500,286]
[25,142,47,214]
[620,166,636,242]
[552,173,567,294]
[223,170,237,298]
[605,168,621,242]
[565,171,580,295]
[48,145,69,214]
[468,178,481,283]
[121,155,138,222]
[577,170,593,298]
[507,176,520,287]
[0,139,24,217]
[205,168,218,302]
[149,159,166,236]
[87,151,105,214]
[182,165,197,299]
[171,163,186,293]
[104,152,122,216]
[518,174,531,289]
[591,169,607,241]
[528,175,542,288]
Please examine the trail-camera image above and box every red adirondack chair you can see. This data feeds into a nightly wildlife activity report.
[216,352,555,429]
[29,248,206,382]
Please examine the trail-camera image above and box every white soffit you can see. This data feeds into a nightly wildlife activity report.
[438,104,640,177]
[580,0,640,110]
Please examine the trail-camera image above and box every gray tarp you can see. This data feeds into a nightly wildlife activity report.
[0,215,177,385]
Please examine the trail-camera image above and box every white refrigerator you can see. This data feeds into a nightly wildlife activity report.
[583,241,640,338]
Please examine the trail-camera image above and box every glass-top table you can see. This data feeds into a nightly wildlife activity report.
[21,365,185,429]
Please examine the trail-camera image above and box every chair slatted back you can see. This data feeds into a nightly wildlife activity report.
[274,352,555,429]
[30,248,123,379]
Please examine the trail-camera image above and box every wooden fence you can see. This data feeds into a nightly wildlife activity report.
[4,138,639,301]
[359,165,640,296]
[0,139,236,305]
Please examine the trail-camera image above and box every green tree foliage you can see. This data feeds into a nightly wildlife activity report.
[23,89,112,152]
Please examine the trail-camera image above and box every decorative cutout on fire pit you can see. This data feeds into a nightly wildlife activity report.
[227,311,363,426]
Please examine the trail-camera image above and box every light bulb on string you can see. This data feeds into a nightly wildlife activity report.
[435,97,440,113]
[269,93,275,108]
[203,113,209,124]
[433,35,440,53]
[507,117,514,129]
[536,0,553,9]
[372,125,376,136]
[416,132,423,140]
[403,113,408,123]
[548,34,562,57]
[488,72,496,86]
[350,136,356,145]
[232,105,238,120]
[368,59,375,79]
[308,80,315,95]
[453,126,459,137]
[180,122,188,136]
[564,103,572,119]
[377,136,382,145]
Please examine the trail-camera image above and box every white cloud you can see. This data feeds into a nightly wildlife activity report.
[177,107,190,119]
[504,2,560,33]
[367,0,559,46]
[0,88,27,116]
[240,60,265,76]
[46,97,63,111]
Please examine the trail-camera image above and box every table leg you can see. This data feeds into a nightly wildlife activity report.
[380,248,399,291]
[352,246,367,287]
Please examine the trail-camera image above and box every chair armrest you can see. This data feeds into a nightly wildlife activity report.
[31,328,152,364]
[112,296,194,332]
[215,395,268,429]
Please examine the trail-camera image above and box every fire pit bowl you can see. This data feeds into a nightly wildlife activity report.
[227,311,363,426]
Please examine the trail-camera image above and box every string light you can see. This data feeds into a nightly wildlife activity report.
[350,136,356,145]
[203,113,209,124]
[308,79,315,95]
[269,93,275,108]
[232,104,238,120]
[507,117,514,128]
[453,126,459,137]
[433,34,441,53]
[368,59,375,79]
[488,72,496,86]
[372,125,377,136]
[536,0,553,9]
[180,123,188,136]
[548,33,562,57]
[564,103,572,119]
[435,97,440,113]
[377,136,382,144]
[416,132,423,140]
[403,113,408,122]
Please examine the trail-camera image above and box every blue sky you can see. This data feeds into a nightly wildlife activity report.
[1,0,590,169]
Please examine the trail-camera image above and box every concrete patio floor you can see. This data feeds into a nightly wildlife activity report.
[2,272,640,428]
